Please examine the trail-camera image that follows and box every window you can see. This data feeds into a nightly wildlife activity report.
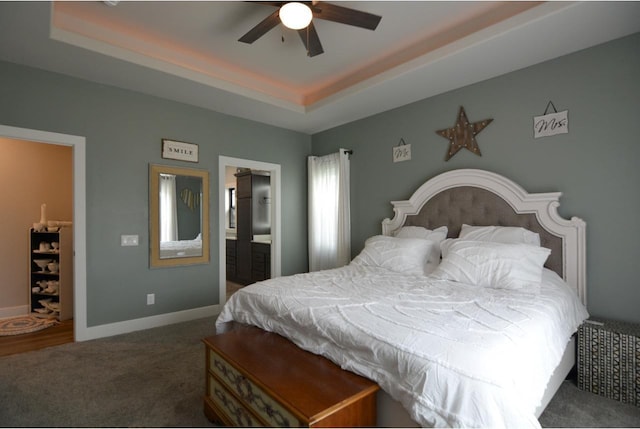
[159,173,178,242]
[307,150,351,271]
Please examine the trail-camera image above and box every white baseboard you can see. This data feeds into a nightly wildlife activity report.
[75,304,222,341]
[0,305,29,320]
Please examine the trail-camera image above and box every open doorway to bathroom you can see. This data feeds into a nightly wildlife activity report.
[218,156,281,305]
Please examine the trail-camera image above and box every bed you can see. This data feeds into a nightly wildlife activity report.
[216,169,588,428]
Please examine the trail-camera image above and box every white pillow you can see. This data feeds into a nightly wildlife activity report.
[459,224,541,246]
[430,239,551,290]
[394,225,448,242]
[351,235,439,276]
[394,226,448,271]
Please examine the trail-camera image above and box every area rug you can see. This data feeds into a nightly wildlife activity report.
[0,315,56,336]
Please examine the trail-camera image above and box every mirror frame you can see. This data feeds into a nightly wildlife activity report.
[149,164,210,268]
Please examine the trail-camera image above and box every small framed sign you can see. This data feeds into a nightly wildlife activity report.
[392,138,411,163]
[534,101,568,139]
[162,139,199,163]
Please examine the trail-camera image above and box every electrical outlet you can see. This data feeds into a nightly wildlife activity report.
[121,235,139,246]
[147,293,155,305]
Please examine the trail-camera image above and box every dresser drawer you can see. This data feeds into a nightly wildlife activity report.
[209,349,301,426]
[207,374,263,427]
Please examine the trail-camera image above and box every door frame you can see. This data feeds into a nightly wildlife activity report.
[0,124,88,341]
[218,156,281,303]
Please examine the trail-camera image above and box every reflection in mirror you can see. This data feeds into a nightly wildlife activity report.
[226,187,236,229]
[149,164,209,267]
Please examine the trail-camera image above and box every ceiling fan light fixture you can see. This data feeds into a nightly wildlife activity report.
[279,2,313,30]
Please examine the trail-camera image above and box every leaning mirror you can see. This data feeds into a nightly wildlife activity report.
[149,164,209,267]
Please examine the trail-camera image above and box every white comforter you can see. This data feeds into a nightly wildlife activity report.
[159,238,202,258]
[216,264,588,428]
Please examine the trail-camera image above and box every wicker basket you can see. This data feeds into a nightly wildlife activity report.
[577,318,640,406]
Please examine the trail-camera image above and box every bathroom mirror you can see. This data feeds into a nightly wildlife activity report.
[149,164,209,267]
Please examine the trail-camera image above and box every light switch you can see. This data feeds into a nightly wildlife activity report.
[121,234,139,246]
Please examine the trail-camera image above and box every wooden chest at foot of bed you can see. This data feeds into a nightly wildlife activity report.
[577,318,640,406]
[203,325,379,427]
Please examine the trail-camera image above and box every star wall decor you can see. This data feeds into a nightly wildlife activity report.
[436,106,493,161]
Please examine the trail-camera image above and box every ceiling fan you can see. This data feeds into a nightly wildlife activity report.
[238,1,382,57]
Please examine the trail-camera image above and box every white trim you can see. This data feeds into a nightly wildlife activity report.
[218,156,282,305]
[0,305,30,320]
[382,169,586,305]
[79,305,220,340]
[0,124,88,341]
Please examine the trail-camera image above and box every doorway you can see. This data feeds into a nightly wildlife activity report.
[0,124,87,342]
[218,156,281,304]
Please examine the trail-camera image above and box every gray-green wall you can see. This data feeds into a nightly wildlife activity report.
[0,61,311,327]
[2,32,638,328]
[311,33,640,324]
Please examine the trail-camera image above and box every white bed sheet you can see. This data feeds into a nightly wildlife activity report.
[159,239,202,258]
[216,265,588,428]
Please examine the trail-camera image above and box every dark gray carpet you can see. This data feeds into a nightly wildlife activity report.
[1,316,639,427]
[0,317,218,427]
[540,378,640,427]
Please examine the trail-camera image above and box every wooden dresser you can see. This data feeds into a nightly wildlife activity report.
[203,325,379,427]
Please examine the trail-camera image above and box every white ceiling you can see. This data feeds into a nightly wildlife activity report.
[1,1,639,134]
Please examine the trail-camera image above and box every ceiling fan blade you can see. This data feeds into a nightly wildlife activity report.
[297,22,324,57]
[238,9,281,44]
[312,2,381,31]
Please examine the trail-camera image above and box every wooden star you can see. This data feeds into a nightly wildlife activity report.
[436,106,493,161]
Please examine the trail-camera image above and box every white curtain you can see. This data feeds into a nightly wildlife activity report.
[308,149,351,271]
[159,174,178,242]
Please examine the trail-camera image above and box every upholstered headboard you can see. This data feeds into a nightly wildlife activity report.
[382,169,586,305]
